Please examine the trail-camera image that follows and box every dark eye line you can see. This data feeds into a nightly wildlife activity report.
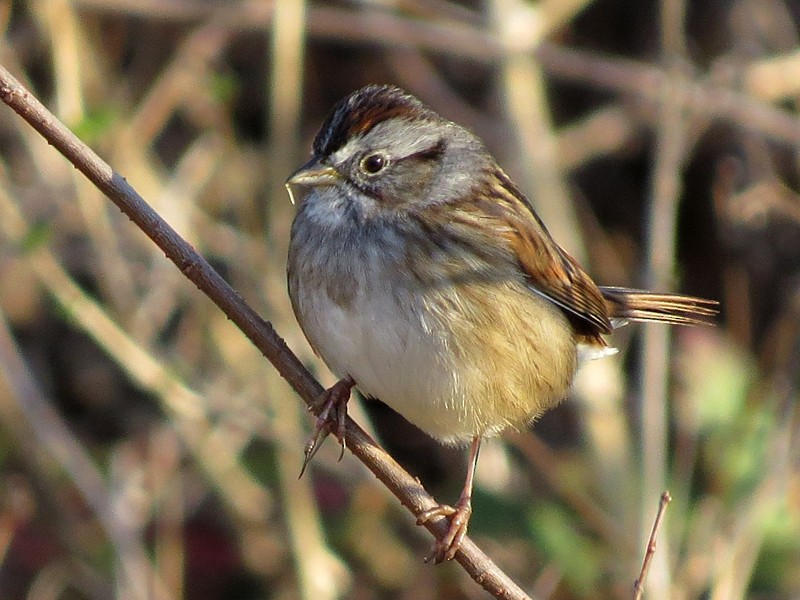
[357,139,445,177]
[405,138,446,162]
[347,138,445,203]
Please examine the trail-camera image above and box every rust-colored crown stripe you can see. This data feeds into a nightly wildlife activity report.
[313,85,433,157]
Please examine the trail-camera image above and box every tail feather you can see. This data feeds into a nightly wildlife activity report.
[600,286,718,327]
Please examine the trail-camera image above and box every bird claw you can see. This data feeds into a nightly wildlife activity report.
[299,375,355,477]
[417,497,472,563]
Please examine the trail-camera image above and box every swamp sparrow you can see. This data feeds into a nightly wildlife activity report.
[286,85,716,563]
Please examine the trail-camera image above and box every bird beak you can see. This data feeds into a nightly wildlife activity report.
[285,157,340,204]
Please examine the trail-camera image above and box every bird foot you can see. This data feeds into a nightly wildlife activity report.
[417,496,472,563]
[299,375,355,477]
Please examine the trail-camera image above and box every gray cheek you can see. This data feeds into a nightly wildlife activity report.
[379,161,437,206]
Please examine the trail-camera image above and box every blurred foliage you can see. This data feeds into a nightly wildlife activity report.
[0,0,799,599]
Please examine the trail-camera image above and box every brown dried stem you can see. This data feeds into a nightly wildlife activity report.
[633,491,672,600]
[72,1,800,147]
[0,64,535,600]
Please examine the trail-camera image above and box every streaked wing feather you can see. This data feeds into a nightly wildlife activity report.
[474,170,613,335]
[444,169,718,336]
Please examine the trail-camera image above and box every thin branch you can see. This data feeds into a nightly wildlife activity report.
[73,1,800,147]
[633,491,672,600]
[0,64,535,600]
[533,42,800,147]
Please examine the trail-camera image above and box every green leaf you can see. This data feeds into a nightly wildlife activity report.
[72,108,118,144]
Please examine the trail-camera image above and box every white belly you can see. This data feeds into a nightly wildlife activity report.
[293,281,463,438]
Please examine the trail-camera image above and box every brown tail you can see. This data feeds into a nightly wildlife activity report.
[600,286,718,327]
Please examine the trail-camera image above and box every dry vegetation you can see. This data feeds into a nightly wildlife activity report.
[0,0,799,599]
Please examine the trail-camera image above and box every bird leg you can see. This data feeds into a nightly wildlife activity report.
[299,375,355,477]
[416,435,482,563]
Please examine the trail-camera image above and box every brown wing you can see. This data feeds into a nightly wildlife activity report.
[474,169,613,336]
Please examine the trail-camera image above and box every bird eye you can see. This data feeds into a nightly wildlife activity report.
[360,153,387,174]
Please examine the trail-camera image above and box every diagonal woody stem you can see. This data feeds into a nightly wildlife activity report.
[0,64,535,600]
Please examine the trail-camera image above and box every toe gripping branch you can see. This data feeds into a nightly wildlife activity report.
[299,380,480,567]
[299,375,356,477]
[416,435,482,563]
[417,495,473,563]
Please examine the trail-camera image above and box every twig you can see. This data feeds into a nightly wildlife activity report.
[0,64,535,600]
[72,1,800,147]
[633,491,672,600]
